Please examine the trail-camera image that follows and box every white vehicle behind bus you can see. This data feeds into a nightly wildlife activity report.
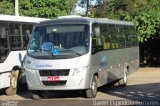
[0,14,49,94]
[25,16,139,99]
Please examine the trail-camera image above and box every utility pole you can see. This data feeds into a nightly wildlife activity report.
[15,0,19,16]
[85,0,89,16]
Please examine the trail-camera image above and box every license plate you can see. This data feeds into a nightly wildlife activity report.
[47,76,60,82]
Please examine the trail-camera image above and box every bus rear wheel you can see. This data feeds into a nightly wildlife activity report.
[85,76,97,98]
[119,67,128,86]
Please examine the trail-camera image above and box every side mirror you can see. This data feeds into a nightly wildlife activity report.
[93,26,100,37]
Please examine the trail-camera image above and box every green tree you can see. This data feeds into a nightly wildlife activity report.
[0,0,14,15]
[0,0,76,18]
[89,0,160,42]
[19,0,76,18]
[134,13,157,42]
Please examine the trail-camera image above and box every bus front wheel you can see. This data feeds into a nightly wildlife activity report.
[85,75,98,98]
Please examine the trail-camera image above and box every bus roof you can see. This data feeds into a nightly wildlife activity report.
[0,14,50,23]
[39,15,134,26]
[90,18,134,26]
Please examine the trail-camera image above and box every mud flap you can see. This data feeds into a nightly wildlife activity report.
[5,70,19,95]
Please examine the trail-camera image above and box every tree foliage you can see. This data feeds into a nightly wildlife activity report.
[134,13,158,42]
[19,0,76,18]
[89,0,160,42]
[0,0,76,18]
[0,0,160,42]
[0,0,13,15]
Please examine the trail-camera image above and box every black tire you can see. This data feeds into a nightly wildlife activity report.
[32,91,44,100]
[85,76,98,98]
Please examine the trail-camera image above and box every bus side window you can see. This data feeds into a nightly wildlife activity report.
[124,25,132,47]
[129,26,138,46]
[100,24,111,49]
[108,24,119,49]
[103,35,111,49]
[117,25,125,48]
[92,24,103,54]
[9,23,22,49]
[0,27,8,48]
[22,24,33,49]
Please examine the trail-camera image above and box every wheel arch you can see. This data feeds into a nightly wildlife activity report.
[90,72,100,88]
[12,65,21,71]
[11,65,22,81]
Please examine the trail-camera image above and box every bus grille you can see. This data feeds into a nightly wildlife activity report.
[39,69,70,76]
[42,81,67,86]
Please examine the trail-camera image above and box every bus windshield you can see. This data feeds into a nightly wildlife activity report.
[27,24,90,59]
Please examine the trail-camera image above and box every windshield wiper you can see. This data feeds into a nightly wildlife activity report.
[42,50,57,58]
[60,50,81,56]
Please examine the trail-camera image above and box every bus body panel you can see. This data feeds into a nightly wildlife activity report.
[0,73,10,89]
[91,47,139,86]
[0,51,26,73]
[0,14,50,90]
[26,53,92,90]
[26,47,139,90]
[25,16,139,97]
[0,51,26,89]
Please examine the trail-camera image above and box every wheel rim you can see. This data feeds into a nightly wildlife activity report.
[91,78,97,95]
[124,70,127,84]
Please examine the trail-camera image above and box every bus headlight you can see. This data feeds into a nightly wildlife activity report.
[72,66,89,76]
